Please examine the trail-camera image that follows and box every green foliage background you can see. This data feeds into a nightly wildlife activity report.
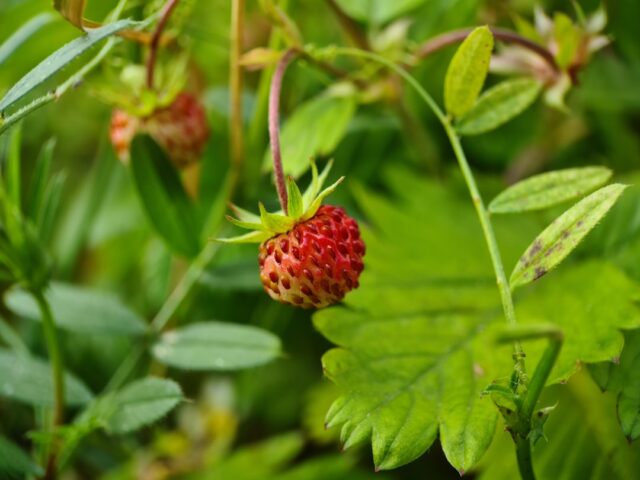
[1,0,639,478]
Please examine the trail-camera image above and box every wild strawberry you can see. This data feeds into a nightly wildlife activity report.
[219,161,365,309]
[258,205,364,308]
[109,92,209,167]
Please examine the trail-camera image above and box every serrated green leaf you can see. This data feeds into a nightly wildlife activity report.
[489,166,612,214]
[0,13,56,66]
[0,434,44,477]
[444,26,494,118]
[0,347,93,407]
[259,203,295,232]
[314,169,640,473]
[264,94,355,178]
[589,330,640,441]
[130,136,201,258]
[0,19,138,113]
[152,321,281,371]
[6,283,147,337]
[510,184,628,289]
[104,378,183,434]
[477,372,640,480]
[286,177,304,218]
[456,78,542,136]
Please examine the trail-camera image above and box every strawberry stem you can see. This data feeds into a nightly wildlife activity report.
[269,49,297,214]
[146,0,180,90]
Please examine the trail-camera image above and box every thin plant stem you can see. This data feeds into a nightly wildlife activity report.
[268,49,297,213]
[104,241,222,392]
[229,0,245,172]
[35,291,64,479]
[330,47,521,334]
[328,46,534,478]
[415,27,559,73]
[146,0,180,89]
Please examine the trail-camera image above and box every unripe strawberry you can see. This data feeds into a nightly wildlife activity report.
[220,161,365,309]
[258,205,365,308]
[109,92,209,167]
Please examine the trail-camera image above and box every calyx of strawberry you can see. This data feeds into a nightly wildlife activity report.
[220,161,343,243]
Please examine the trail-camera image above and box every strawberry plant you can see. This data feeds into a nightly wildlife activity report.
[1,1,639,479]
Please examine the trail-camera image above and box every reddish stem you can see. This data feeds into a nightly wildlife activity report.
[146,0,180,89]
[268,49,297,214]
[415,27,559,73]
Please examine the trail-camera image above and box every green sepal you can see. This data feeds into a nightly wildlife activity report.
[220,158,343,244]
[302,176,344,221]
[216,230,272,244]
[286,176,304,218]
[225,215,265,231]
[259,203,295,233]
[229,203,261,223]
[302,160,333,210]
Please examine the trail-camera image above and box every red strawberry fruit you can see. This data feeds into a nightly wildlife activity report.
[109,92,209,167]
[220,162,365,309]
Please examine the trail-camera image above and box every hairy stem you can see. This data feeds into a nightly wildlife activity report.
[146,0,180,89]
[268,49,297,213]
[415,27,558,73]
[230,0,245,172]
[36,291,64,479]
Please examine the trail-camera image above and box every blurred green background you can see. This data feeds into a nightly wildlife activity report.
[1,0,639,478]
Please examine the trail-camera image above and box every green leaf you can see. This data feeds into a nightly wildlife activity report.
[6,124,22,209]
[333,0,426,25]
[0,19,138,113]
[589,330,640,441]
[514,262,640,383]
[130,136,200,258]
[444,26,494,118]
[200,258,263,291]
[313,168,640,473]
[152,321,281,371]
[510,184,628,289]
[477,372,640,480]
[104,378,183,434]
[0,13,56,66]
[489,166,613,214]
[264,93,355,178]
[6,283,147,337]
[0,347,93,407]
[456,78,542,135]
[0,434,44,477]
[286,177,304,218]
[27,138,56,224]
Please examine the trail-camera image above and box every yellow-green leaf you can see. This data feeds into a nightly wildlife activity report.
[456,78,541,136]
[489,166,612,214]
[510,184,628,289]
[444,26,494,118]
